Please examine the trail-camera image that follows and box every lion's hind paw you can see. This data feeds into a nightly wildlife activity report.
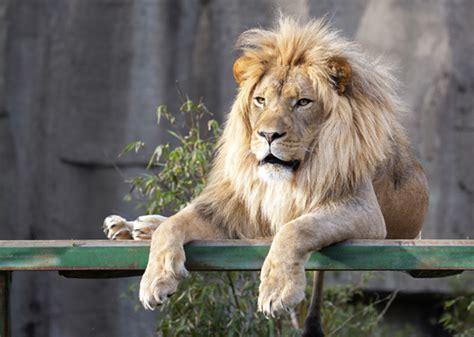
[103,215,133,240]
[131,215,166,240]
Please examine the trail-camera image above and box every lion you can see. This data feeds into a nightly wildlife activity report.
[103,17,428,336]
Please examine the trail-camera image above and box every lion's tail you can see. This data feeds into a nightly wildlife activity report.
[302,271,325,337]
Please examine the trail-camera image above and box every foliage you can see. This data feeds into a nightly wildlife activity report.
[122,96,412,336]
[320,274,395,337]
[158,272,301,337]
[121,97,219,215]
[439,294,474,337]
[437,275,474,337]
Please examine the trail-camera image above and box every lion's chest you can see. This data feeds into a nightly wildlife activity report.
[257,182,304,234]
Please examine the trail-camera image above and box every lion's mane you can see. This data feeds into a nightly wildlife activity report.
[194,17,407,238]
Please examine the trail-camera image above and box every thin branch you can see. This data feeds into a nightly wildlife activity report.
[226,272,240,310]
[376,289,399,321]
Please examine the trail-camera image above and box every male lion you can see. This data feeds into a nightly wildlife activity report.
[104,17,428,335]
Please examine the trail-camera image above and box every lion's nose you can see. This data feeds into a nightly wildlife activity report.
[257,131,287,144]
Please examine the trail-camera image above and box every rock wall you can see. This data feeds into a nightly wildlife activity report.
[0,1,472,336]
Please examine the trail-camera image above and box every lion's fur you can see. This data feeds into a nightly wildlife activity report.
[194,17,417,239]
[131,15,429,319]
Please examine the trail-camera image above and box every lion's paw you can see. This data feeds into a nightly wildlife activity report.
[139,247,188,310]
[257,256,306,317]
[103,215,133,240]
[131,215,166,240]
[103,214,167,240]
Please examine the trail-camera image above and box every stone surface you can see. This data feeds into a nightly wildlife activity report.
[0,0,473,336]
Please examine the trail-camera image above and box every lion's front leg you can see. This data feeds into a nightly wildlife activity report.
[139,205,228,310]
[258,182,387,317]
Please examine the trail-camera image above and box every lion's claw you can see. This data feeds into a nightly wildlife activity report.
[257,256,306,317]
[139,247,188,310]
[140,275,179,309]
[140,272,186,310]
[103,215,133,240]
[103,214,166,241]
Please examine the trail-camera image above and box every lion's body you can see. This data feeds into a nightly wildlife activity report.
[373,151,428,239]
[104,17,429,334]
[191,18,428,241]
[193,142,428,241]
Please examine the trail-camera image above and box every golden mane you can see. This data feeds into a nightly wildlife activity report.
[195,17,407,238]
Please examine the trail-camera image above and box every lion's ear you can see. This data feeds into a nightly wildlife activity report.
[233,55,251,85]
[327,56,352,95]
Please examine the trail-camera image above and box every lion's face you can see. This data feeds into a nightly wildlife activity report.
[249,66,323,181]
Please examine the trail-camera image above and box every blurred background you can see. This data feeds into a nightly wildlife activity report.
[0,0,472,336]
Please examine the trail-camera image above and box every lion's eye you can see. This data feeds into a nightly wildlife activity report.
[254,96,265,107]
[296,98,312,107]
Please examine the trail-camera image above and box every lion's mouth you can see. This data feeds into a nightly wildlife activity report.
[259,154,300,171]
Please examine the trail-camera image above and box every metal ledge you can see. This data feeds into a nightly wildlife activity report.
[0,240,472,278]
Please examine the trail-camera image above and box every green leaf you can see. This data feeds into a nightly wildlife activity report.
[167,130,186,143]
[181,99,197,113]
[147,145,164,169]
[156,104,168,125]
[119,141,145,157]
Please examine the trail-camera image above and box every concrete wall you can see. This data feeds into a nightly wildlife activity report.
[0,1,472,336]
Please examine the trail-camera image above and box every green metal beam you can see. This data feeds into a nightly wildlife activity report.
[0,240,471,333]
[0,240,473,273]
